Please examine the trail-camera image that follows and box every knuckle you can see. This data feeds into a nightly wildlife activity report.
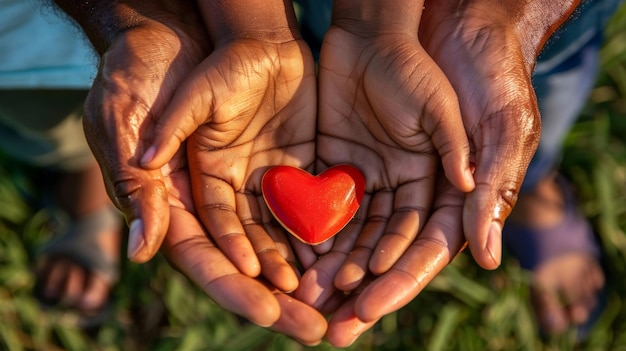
[110,171,166,212]
[112,178,144,212]
[493,182,519,221]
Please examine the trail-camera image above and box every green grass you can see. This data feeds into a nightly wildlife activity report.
[2,6,626,351]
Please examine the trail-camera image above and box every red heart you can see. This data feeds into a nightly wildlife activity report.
[262,164,365,245]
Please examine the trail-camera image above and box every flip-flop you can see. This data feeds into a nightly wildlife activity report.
[35,205,122,328]
[503,175,605,340]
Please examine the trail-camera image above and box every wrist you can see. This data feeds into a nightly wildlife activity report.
[514,0,582,69]
[52,1,146,55]
[332,0,425,36]
[198,0,300,45]
[421,0,582,73]
[53,0,203,55]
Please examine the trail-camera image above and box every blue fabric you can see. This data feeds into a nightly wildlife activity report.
[294,0,331,60]
[524,0,624,190]
[0,0,97,88]
[535,0,623,72]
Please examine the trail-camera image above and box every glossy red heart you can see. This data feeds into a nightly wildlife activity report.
[262,164,365,245]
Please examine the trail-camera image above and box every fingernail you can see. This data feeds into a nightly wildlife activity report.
[127,219,146,259]
[486,222,502,267]
[140,145,156,165]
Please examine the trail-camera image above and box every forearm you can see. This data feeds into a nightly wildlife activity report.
[332,0,425,35]
[51,0,197,55]
[197,0,300,45]
[515,0,583,66]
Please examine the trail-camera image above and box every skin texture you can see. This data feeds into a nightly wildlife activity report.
[52,0,584,347]
[160,150,327,345]
[55,0,327,343]
[138,0,316,291]
[419,1,542,270]
[296,0,475,311]
[305,0,584,345]
[62,1,210,264]
[327,175,467,347]
[419,0,581,270]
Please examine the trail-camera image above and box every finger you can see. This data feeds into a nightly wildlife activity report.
[259,197,298,264]
[191,175,261,277]
[295,212,366,308]
[590,262,605,289]
[335,191,389,291]
[270,293,328,346]
[372,45,474,194]
[313,237,335,255]
[355,179,466,322]
[240,190,300,291]
[245,222,299,293]
[295,250,347,309]
[162,207,280,327]
[260,206,305,285]
[289,236,319,270]
[326,295,379,348]
[369,208,420,274]
[369,179,431,275]
[320,290,350,315]
[419,71,475,193]
[139,72,216,169]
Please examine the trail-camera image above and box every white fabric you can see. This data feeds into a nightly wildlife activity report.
[0,0,97,88]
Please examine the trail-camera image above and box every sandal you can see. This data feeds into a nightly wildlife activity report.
[35,205,122,328]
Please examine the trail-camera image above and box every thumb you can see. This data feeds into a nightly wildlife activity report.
[104,167,170,263]
[463,110,540,270]
[83,84,171,263]
[139,74,217,170]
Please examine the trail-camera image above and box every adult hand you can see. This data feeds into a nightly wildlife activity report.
[66,0,326,343]
[321,1,584,346]
[138,1,317,290]
[78,1,210,263]
[296,0,475,309]
[419,0,581,269]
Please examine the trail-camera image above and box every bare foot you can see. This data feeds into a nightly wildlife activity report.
[507,173,605,335]
[36,161,122,319]
[531,253,604,334]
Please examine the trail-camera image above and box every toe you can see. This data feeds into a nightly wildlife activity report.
[532,288,569,334]
[80,274,112,312]
[61,262,86,308]
[41,258,70,302]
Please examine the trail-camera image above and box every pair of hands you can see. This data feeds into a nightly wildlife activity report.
[79,0,545,346]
